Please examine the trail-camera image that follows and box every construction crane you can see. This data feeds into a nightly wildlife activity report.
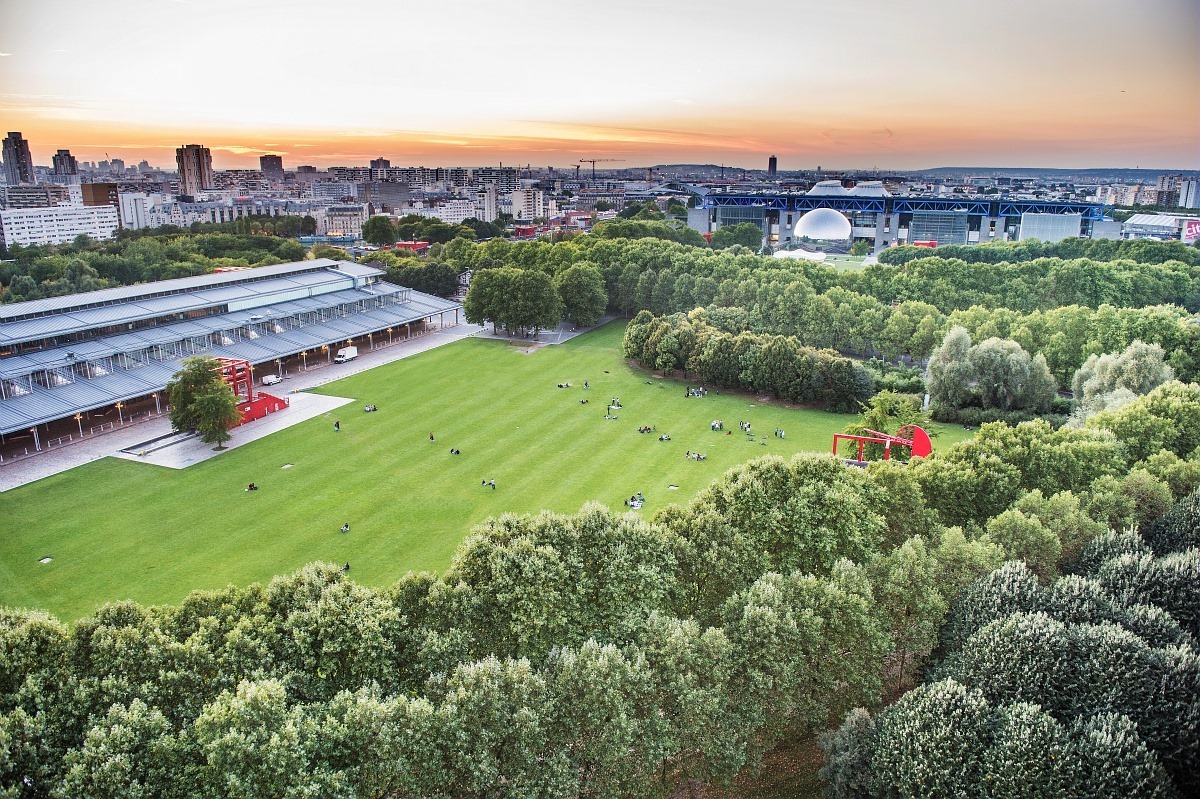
[579,158,625,180]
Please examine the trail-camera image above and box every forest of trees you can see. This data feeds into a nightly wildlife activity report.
[2,227,1198,795]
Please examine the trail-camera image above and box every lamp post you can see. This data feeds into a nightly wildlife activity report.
[115,402,124,423]
[301,351,308,370]
[74,413,83,437]
[153,392,161,414]
[31,427,41,452]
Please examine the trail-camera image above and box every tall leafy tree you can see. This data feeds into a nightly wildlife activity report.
[361,215,397,247]
[554,263,608,327]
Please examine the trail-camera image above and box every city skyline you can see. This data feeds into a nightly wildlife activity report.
[1,0,1198,172]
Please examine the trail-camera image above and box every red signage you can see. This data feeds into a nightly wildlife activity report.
[1183,219,1200,244]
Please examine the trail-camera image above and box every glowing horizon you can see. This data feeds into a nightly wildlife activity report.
[1,0,1197,172]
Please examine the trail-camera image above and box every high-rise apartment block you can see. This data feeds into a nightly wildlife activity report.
[3,132,35,186]
[768,155,777,177]
[52,149,78,177]
[1180,179,1200,210]
[175,143,214,197]
[260,154,284,179]
[370,157,391,170]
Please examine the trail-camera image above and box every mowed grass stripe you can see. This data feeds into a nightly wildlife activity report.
[0,322,973,621]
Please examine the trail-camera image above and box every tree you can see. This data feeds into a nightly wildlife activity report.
[361,216,396,247]
[554,263,608,327]
[927,326,975,409]
[513,268,564,335]
[868,537,947,692]
[1072,340,1175,419]
[166,357,241,448]
[710,223,762,251]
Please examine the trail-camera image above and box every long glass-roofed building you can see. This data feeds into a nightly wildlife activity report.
[0,259,462,440]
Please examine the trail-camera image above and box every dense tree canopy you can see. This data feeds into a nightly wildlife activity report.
[360,215,397,247]
[165,356,242,448]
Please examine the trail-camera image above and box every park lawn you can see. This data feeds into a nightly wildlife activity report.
[0,322,972,621]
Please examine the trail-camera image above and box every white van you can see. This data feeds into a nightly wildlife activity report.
[261,373,282,386]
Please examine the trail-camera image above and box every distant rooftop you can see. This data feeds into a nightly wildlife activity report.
[0,259,378,323]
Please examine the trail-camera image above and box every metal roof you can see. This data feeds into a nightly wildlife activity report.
[0,261,386,346]
[0,286,461,434]
[0,259,359,321]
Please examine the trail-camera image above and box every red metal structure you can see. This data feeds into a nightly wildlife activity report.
[214,357,288,427]
[832,424,932,463]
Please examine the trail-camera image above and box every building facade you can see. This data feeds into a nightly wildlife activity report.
[81,183,120,209]
[3,133,35,187]
[694,187,1112,250]
[3,185,71,209]
[175,144,214,197]
[0,204,120,248]
[52,149,78,178]
[259,154,284,180]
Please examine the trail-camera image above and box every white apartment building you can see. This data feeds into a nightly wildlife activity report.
[1179,179,1200,210]
[119,192,151,230]
[0,204,120,247]
[511,188,545,221]
[404,199,476,225]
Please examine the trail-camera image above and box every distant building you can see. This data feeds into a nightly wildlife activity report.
[3,185,71,209]
[692,186,1110,250]
[1123,213,1182,239]
[311,181,359,201]
[510,188,545,221]
[405,199,476,225]
[768,155,777,177]
[370,157,391,170]
[358,181,411,213]
[119,192,151,230]
[0,204,120,247]
[3,132,35,186]
[472,167,519,193]
[259,154,284,180]
[1180,179,1200,210]
[81,182,120,209]
[52,149,78,177]
[175,143,214,197]
[1018,213,1082,243]
[294,165,319,184]
[324,204,368,238]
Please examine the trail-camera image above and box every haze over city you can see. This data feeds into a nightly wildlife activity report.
[2,0,1197,171]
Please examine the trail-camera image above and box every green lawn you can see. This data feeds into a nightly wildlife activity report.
[0,322,971,621]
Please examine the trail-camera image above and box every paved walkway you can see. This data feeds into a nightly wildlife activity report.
[0,317,617,492]
[109,391,356,470]
[0,322,486,492]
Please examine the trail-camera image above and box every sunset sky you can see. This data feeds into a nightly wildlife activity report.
[1,0,1197,171]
